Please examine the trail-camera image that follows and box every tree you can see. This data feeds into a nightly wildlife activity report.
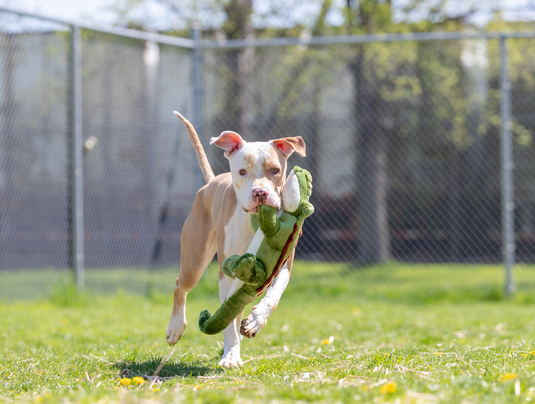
[344,0,400,265]
[340,0,511,265]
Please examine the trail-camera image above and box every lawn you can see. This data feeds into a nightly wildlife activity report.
[1,261,535,403]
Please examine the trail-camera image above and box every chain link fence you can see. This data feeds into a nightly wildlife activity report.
[1,7,535,300]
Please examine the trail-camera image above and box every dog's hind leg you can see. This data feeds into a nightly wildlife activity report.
[167,191,217,346]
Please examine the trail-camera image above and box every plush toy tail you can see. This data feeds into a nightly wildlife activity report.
[198,288,256,335]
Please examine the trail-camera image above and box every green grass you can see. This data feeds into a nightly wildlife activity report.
[1,261,535,403]
[3,261,535,302]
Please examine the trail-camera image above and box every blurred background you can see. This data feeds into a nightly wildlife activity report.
[1,0,535,300]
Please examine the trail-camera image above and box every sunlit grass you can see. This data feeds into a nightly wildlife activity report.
[1,261,535,403]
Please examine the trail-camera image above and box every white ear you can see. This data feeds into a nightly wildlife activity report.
[282,170,301,212]
[210,131,244,157]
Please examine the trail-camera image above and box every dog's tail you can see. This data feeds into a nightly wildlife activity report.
[173,111,215,184]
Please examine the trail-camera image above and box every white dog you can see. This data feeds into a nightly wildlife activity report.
[166,112,306,367]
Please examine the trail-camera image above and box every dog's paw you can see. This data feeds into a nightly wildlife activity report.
[218,347,243,368]
[240,304,272,338]
[166,316,186,346]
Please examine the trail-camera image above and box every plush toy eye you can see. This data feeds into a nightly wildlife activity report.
[271,167,280,174]
[239,169,247,176]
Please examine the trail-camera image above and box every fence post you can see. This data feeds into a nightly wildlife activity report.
[191,23,205,188]
[69,25,85,291]
[500,35,515,295]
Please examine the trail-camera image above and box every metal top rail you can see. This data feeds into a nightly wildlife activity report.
[202,29,535,49]
[2,4,535,50]
[0,5,195,48]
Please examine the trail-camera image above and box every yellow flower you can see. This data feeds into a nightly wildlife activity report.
[132,376,145,385]
[193,385,201,391]
[380,381,398,394]
[61,318,69,325]
[323,336,335,345]
[152,388,160,392]
[531,350,535,356]
[352,307,361,315]
[434,352,443,356]
[498,373,517,382]
[120,377,132,386]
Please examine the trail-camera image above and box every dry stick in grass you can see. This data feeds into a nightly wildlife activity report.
[242,354,282,364]
[83,353,114,365]
[454,353,477,373]
[149,347,176,389]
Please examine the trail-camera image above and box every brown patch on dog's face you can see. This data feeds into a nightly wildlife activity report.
[243,154,257,172]
[261,147,286,196]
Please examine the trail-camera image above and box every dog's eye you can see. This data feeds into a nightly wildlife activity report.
[271,168,280,174]
[239,169,247,176]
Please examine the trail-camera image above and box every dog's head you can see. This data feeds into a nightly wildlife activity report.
[210,132,306,213]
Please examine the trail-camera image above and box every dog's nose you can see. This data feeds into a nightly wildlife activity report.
[252,188,269,202]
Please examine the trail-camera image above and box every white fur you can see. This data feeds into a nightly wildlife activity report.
[246,228,264,255]
[166,293,187,343]
[223,204,254,259]
[228,142,282,212]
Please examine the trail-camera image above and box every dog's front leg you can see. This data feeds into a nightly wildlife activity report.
[240,262,290,338]
[218,274,244,367]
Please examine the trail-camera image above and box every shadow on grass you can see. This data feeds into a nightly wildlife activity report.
[114,357,221,379]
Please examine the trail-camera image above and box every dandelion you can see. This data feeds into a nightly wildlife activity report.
[352,307,361,316]
[498,373,517,382]
[434,352,443,356]
[380,381,398,394]
[323,336,335,345]
[193,385,201,391]
[120,377,132,386]
[132,376,145,385]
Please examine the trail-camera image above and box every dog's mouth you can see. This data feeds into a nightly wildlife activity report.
[242,201,280,214]
[243,206,258,214]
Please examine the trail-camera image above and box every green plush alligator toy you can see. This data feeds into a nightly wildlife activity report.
[198,166,314,335]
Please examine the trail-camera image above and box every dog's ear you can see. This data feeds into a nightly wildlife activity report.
[210,131,244,157]
[271,136,306,157]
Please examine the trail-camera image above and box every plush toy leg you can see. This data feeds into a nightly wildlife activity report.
[230,253,267,286]
[221,255,238,279]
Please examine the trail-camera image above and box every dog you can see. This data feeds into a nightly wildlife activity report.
[166,112,306,367]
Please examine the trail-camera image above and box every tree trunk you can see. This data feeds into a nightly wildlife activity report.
[209,0,254,174]
[351,50,391,265]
